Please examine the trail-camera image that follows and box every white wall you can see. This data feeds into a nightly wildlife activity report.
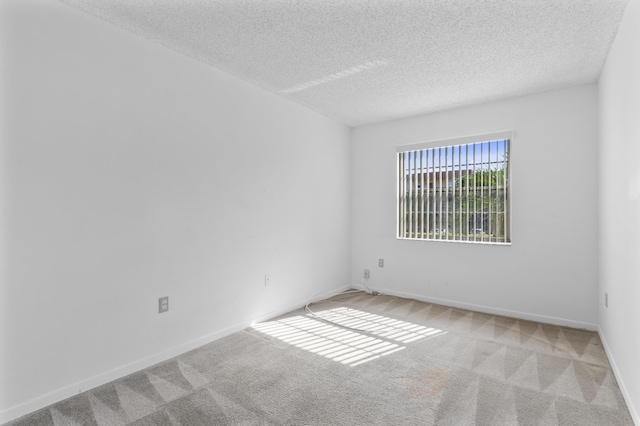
[351,85,599,329]
[598,0,640,422]
[0,0,351,421]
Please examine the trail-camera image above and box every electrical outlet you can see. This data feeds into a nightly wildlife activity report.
[605,292,608,308]
[265,274,271,286]
[364,269,370,279]
[378,258,384,267]
[159,296,169,313]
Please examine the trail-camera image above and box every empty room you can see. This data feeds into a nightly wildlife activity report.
[1,0,638,425]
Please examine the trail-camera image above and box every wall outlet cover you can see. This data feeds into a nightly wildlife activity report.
[159,296,169,313]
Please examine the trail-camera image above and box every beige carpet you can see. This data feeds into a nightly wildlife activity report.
[6,291,634,425]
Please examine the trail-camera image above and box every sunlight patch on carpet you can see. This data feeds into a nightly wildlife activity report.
[252,307,446,366]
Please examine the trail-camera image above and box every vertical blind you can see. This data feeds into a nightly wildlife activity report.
[397,133,511,244]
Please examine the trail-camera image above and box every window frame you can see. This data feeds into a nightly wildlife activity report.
[396,131,512,245]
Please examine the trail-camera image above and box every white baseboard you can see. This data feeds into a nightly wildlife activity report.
[350,284,598,331]
[598,328,639,426]
[0,284,352,424]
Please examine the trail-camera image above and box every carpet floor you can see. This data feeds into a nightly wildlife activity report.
[6,291,634,425]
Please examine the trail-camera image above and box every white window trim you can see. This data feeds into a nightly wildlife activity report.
[396,131,513,245]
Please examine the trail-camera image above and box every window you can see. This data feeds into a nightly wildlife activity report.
[397,132,511,244]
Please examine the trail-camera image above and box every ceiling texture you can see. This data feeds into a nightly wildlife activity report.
[58,0,630,127]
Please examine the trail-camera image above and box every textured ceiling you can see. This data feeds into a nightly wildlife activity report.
[58,0,629,126]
